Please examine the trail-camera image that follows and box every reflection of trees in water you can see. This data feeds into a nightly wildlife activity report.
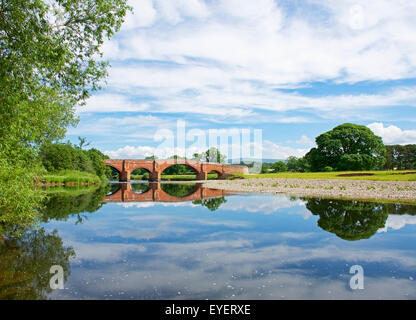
[193,197,227,212]
[107,183,121,195]
[381,203,416,215]
[0,228,74,299]
[161,183,197,198]
[304,198,389,241]
[131,183,150,194]
[41,184,110,224]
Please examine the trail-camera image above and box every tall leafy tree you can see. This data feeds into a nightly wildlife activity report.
[305,123,385,171]
[0,0,130,231]
[1,0,130,158]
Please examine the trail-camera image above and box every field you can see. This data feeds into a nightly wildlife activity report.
[240,170,416,181]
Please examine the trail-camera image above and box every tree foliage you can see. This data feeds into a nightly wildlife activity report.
[271,161,288,172]
[0,0,129,229]
[0,0,130,159]
[384,145,416,170]
[193,147,227,164]
[39,141,110,178]
[305,123,385,171]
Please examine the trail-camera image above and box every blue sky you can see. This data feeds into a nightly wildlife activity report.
[66,0,416,160]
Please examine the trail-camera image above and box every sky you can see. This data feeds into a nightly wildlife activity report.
[66,0,416,160]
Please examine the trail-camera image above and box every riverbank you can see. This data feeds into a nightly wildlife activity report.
[38,170,103,186]
[202,178,416,204]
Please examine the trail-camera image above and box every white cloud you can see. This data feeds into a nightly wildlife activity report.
[221,194,308,215]
[91,63,416,119]
[378,214,416,233]
[103,137,308,160]
[86,1,416,122]
[109,0,416,83]
[78,93,148,113]
[104,145,158,158]
[262,140,309,159]
[296,135,315,147]
[367,122,416,144]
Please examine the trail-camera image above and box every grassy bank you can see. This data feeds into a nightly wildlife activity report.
[40,184,102,196]
[240,170,416,181]
[39,170,103,185]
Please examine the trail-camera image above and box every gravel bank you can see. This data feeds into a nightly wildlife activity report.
[202,178,416,203]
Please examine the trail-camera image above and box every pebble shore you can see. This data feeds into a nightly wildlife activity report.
[202,178,416,203]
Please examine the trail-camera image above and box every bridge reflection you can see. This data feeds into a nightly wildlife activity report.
[103,183,234,203]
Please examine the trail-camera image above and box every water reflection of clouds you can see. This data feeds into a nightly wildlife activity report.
[54,238,416,299]
[378,214,416,233]
[221,194,307,215]
[43,192,416,299]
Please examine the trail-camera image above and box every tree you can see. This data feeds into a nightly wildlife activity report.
[271,161,288,172]
[384,145,416,170]
[286,156,311,172]
[77,137,91,150]
[39,142,110,178]
[1,0,130,160]
[193,148,226,163]
[0,0,129,230]
[305,123,385,171]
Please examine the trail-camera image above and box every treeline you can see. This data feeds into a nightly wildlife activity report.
[385,145,416,170]
[39,142,111,180]
[263,123,416,173]
[267,146,416,174]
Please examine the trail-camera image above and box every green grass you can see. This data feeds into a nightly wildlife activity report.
[40,170,102,185]
[40,184,102,196]
[238,170,416,181]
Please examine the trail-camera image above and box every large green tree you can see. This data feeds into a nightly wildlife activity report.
[305,123,385,171]
[1,0,130,159]
[0,0,130,231]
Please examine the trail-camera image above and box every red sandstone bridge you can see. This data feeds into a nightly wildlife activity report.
[104,159,248,182]
[103,183,234,203]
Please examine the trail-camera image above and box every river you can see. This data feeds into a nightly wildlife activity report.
[1,182,416,299]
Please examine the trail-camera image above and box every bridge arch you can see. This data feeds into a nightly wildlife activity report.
[160,163,198,177]
[131,167,152,180]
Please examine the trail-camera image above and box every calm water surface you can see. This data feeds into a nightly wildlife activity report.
[2,182,416,299]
